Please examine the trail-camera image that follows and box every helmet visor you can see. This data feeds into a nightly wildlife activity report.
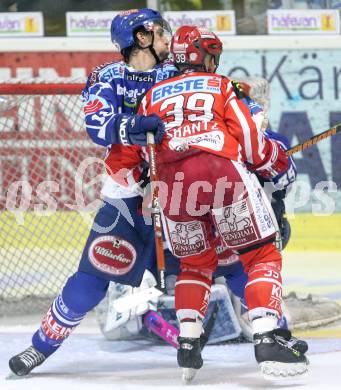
[143,19,173,42]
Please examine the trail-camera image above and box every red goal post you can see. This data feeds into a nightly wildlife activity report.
[0,83,84,95]
[0,81,104,316]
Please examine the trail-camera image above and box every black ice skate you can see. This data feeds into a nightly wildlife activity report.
[284,331,308,355]
[254,328,309,378]
[9,346,46,376]
[177,337,203,383]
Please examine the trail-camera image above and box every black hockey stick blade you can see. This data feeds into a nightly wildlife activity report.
[200,302,220,350]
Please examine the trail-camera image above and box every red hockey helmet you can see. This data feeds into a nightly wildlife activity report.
[171,26,223,70]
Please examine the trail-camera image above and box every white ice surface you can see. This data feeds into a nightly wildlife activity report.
[1,321,341,390]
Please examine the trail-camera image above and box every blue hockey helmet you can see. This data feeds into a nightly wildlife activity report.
[111,8,172,51]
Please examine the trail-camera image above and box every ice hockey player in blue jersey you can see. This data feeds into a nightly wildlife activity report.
[8,8,177,377]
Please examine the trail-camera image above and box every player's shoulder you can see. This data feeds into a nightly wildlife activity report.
[86,60,126,87]
[156,58,178,72]
[265,128,290,149]
[146,71,226,97]
[154,59,179,82]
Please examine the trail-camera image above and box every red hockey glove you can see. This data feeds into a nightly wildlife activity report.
[250,138,289,179]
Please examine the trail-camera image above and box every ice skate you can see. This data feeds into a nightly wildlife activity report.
[283,330,308,354]
[254,328,309,379]
[177,337,203,383]
[9,346,46,376]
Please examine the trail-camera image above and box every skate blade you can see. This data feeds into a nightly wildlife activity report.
[260,361,309,380]
[6,372,31,380]
[182,368,197,384]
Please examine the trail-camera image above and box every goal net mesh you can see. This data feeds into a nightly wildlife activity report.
[0,82,104,316]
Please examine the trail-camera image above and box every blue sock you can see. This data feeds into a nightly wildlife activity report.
[32,271,108,357]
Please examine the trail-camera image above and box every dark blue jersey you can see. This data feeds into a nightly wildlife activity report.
[82,60,178,147]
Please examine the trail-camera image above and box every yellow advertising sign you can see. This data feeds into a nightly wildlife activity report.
[321,14,336,31]
[216,15,232,31]
[24,17,38,33]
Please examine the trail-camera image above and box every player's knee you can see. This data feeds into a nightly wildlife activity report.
[62,271,109,313]
[239,242,281,273]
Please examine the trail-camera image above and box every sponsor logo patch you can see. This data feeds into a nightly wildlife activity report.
[99,63,125,83]
[152,76,220,104]
[214,199,258,248]
[126,73,154,83]
[41,308,75,341]
[167,219,207,257]
[88,235,137,275]
[88,62,112,86]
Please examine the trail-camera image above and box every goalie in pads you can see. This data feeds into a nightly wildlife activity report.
[96,250,246,345]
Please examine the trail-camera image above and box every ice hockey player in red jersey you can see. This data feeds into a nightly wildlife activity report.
[138,25,309,381]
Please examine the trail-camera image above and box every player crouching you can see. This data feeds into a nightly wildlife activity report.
[138,25,309,381]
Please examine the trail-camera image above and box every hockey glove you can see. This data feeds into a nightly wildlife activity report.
[116,113,165,146]
[251,138,289,180]
[264,129,297,189]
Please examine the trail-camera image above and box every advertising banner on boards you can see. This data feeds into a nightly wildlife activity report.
[163,11,236,35]
[0,12,44,37]
[267,9,340,34]
[66,12,117,37]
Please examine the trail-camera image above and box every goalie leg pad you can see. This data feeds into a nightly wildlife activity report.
[95,270,158,340]
[156,284,242,344]
[95,282,142,340]
[205,284,242,344]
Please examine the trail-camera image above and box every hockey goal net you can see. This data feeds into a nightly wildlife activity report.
[0,81,104,316]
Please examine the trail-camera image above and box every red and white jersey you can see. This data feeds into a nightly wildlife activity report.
[138,71,268,165]
[103,144,145,198]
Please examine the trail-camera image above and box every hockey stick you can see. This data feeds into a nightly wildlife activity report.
[146,131,167,293]
[143,302,220,349]
[143,310,179,348]
[113,132,167,313]
[199,302,220,349]
[286,122,341,156]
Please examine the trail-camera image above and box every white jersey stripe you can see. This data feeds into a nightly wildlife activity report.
[257,126,265,160]
[245,277,282,289]
[230,99,253,164]
[175,279,211,291]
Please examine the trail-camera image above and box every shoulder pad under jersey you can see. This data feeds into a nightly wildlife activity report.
[155,60,179,82]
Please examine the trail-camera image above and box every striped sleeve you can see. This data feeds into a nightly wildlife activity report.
[224,82,267,166]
